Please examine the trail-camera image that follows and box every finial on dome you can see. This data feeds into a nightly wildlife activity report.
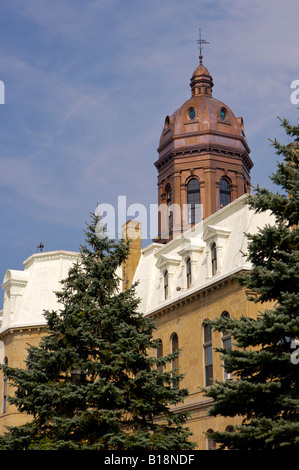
[197,28,209,66]
[190,29,213,96]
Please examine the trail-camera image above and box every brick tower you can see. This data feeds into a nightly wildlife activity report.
[154,54,253,243]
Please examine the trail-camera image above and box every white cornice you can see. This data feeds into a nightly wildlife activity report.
[144,264,251,317]
[0,322,46,338]
[23,250,79,269]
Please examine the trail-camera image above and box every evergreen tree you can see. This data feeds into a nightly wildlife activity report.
[0,213,195,450]
[203,116,299,450]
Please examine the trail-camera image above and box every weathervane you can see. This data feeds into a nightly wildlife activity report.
[197,28,209,65]
[37,242,44,253]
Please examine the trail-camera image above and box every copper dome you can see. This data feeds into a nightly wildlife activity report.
[158,63,249,159]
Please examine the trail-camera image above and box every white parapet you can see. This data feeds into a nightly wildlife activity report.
[0,250,79,332]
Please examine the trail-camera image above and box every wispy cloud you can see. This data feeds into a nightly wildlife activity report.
[0,0,298,283]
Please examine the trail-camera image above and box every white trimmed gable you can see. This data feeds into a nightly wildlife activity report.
[203,225,231,276]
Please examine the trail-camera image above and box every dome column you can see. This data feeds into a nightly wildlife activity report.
[204,168,216,218]
[236,173,245,198]
[172,172,182,238]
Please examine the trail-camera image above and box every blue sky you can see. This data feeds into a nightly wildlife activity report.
[0,0,298,295]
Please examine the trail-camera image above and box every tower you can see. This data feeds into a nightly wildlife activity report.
[154,49,253,243]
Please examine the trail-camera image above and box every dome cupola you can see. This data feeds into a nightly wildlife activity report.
[154,45,253,243]
[190,54,214,97]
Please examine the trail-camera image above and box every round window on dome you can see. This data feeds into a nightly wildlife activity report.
[188,108,196,120]
[219,108,226,120]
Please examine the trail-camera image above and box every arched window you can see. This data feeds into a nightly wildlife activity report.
[220,177,231,208]
[2,357,8,414]
[207,429,216,450]
[156,339,163,374]
[164,115,170,131]
[211,243,217,276]
[164,270,168,300]
[203,322,213,386]
[221,311,232,380]
[171,333,179,389]
[187,178,200,225]
[186,257,192,288]
[225,426,235,450]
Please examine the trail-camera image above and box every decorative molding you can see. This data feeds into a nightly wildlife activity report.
[146,268,250,320]
[203,225,231,243]
[24,250,79,269]
[0,323,46,340]
[177,238,205,258]
[155,254,181,270]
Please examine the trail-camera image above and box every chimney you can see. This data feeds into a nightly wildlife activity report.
[122,220,142,291]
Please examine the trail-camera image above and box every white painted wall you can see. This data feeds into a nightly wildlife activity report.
[133,195,275,315]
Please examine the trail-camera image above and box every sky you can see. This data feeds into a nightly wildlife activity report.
[0,0,298,300]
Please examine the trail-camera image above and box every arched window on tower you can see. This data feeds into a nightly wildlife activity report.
[187,178,200,225]
[186,257,192,288]
[211,243,217,276]
[171,333,179,389]
[164,270,168,300]
[219,177,231,208]
[203,322,213,386]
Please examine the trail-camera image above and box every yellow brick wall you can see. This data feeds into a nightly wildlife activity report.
[149,278,269,449]
[0,327,45,434]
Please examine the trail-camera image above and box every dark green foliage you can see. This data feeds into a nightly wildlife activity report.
[0,213,195,450]
[202,116,299,450]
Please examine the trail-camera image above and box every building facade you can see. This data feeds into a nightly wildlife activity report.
[0,251,79,431]
[132,195,273,448]
[0,58,274,448]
